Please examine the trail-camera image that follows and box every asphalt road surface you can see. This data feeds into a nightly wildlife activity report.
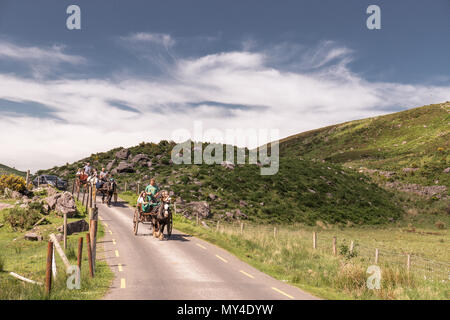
[97,199,318,300]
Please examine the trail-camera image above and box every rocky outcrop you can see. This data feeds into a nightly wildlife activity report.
[112,161,134,174]
[176,201,210,220]
[385,182,448,199]
[45,191,77,217]
[106,160,115,171]
[115,148,130,160]
[131,154,150,164]
[57,219,89,235]
[24,232,43,241]
[221,161,235,170]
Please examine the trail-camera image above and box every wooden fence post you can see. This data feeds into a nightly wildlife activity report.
[313,231,317,249]
[137,182,140,195]
[81,187,86,207]
[240,222,244,234]
[274,227,277,238]
[26,170,30,186]
[196,212,199,225]
[76,181,80,201]
[77,237,83,276]
[45,241,53,296]
[63,213,67,250]
[71,179,75,195]
[332,236,337,256]
[90,205,98,272]
[124,182,127,192]
[216,220,220,232]
[86,233,94,278]
[375,248,379,264]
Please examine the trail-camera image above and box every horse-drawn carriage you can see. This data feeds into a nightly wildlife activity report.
[133,190,173,240]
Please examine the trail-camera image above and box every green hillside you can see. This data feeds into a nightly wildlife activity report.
[0,164,26,177]
[38,102,450,225]
[39,140,401,225]
[280,102,450,188]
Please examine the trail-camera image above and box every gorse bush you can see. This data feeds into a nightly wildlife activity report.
[6,207,41,230]
[0,174,26,193]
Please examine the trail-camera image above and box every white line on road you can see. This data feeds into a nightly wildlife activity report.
[121,278,126,289]
[239,270,255,279]
[112,239,116,245]
[115,250,120,257]
[118,264,123,272]
[215,254,228,263]
[196,243,207,250]
[272,287,294,299]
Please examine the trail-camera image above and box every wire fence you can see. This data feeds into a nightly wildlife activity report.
[206,220,450,282]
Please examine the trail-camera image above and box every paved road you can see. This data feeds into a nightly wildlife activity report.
[97,199,318,300]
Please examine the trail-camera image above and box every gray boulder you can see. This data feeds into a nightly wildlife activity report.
[177,201,210,219]
[444,167,450,173]
[55,192,77,217]
[221,161,235,170]
[132,154,150,164]
[235,209,248,219]
[57,219,89,235]
[106,160,116,171]
[45,193,61,209]
[115,148,130,160]
[24,232,43,241]
[113,161,134,173]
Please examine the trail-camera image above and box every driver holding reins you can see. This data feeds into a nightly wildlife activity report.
[140,178,160,213]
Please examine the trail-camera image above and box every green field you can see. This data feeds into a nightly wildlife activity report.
[0,164,26,177]
[0,199,113,300]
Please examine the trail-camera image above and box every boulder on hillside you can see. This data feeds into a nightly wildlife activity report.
[57,219,89,235]
[112,161,134,174]
[235,209,248,219]
[132,154,150,164]
[115,148,130,160]
[177,201,210,219]
[444,167,450,173]
[24,232,43,241]
[221,161,235,170]
[45,193,61,209]
[55,192,77,217]
[106,160,116,171]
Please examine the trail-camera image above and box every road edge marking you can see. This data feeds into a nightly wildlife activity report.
[196,243,207,250]
[118,264,123,272]
[272,287,294,299]
[120,278,126,288]
[215,254,228,263]
[239,270,255,279]
[115,250,120,257]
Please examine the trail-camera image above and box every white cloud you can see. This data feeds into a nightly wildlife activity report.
[0,39,449,172]
[0,40,85,64]
[122,32,175,48]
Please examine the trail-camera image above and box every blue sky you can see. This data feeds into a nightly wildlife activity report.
[0,0,449,171]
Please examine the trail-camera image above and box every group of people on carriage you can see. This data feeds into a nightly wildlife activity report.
[75,162,117,205]
[134,178,173,239]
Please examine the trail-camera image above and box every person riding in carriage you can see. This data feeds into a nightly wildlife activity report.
[140,178,160,213]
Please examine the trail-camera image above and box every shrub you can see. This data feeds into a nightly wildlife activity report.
[6,207,41,230]
[435,221,446,230]
[0,174,26,193]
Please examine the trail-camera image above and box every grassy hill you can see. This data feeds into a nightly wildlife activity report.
[0,164,26,177]
[38,102,450,225]
[280,102,450,188]
[39,142,401,226]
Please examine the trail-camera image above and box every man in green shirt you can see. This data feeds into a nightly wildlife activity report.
[142,178,160,212]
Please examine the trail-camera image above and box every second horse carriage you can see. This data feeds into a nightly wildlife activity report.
[133,190,173,240]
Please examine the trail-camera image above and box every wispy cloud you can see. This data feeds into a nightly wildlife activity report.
[121,32,175,48]
[0,40,85,64]
[0,37,449,172]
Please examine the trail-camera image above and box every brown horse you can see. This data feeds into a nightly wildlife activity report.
[151,190,172,240]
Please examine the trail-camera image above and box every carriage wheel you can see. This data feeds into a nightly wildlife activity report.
[167,211,173,238]
[133,209,139,235]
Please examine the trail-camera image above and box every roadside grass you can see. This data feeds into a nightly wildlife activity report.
[0,199,113,300]
[116,192,449,299]
[170,214,449,300]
